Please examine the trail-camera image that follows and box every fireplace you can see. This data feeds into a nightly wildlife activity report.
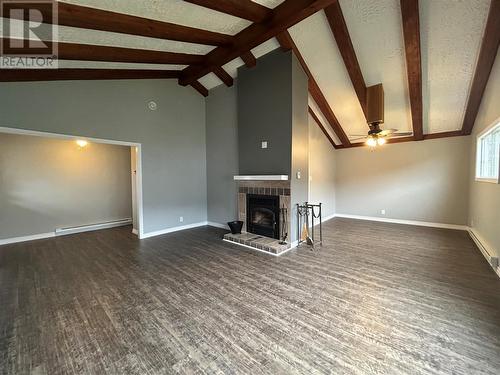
[225,180,291,255]
[247,194,280,239]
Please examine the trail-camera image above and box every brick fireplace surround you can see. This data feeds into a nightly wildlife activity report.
[223,180,292,255]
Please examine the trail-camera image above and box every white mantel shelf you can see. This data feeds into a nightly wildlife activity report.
[233,175,289,181]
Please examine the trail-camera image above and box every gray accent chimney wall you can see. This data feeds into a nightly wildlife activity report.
[237,50,293,175]
[237,49,309,242]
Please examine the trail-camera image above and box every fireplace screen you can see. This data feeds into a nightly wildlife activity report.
[247,194,280,239]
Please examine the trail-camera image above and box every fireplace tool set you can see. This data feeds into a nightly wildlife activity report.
[297,202,323,248]
[279,206,288,245]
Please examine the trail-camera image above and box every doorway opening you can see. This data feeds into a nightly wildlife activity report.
[0,127,144,244]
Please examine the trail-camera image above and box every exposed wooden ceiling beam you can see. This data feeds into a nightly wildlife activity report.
[324,1,367,117]
[179,0,337,86]
[241,51,257,68]
[4,2,232,46]
[213,66,234,87]
[0,69,180,82]
[308,106,339,149]
[184,0,272,23]
[191,81,209,97]
[3,39,204,65]
[400,0,424,140]
[275,33,293,51]
[58,42,203,66]
[276,31,351,146]
[461,0,500,135]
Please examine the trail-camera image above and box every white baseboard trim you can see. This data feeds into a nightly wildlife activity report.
[140,221,209,239]
[468,228,499,278]
[0,232,55,246]
[207,221,229,230]
[132,228,139,235]
[322,213,336,223]
[56,218,132,236]
[1,218,133,245]
[334,214,468,231]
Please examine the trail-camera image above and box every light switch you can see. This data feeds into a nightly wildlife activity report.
[296,171,301,179]
[261,141,268,149]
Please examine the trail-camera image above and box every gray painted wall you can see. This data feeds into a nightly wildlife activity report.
[308,114,336,219]
[206,84,239,225]
[335,136,471,225]
[0,79,207,234]
[237,50,293,175]
[290,53,309,242]
[468,50,500,257]
[0,133,132,239]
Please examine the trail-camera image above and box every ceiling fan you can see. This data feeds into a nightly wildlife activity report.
[350,84,413,147]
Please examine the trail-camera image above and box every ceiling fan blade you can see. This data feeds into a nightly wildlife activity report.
[378,129,398,136]
[389,132,414,137]
[349,136,368,141]
[349,134,369,137]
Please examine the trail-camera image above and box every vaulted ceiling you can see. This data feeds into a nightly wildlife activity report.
[1,0,498,148]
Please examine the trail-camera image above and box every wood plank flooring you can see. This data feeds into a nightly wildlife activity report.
[1,218,500,374]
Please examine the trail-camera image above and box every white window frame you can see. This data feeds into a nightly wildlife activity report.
[475,117,500,184]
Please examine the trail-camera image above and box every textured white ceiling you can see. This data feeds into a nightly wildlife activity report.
[0,17,216,55]
[309,96,342,145]
[63,0,249,34]
[62,0,284,34]
[420,0,490,133]
[340,0,413,137]
[253,0,285,7]
[1,0,282,56]
[1,0,492,138]
[55,1,283,89]
[199,38,281,89]
[289,11,368,140]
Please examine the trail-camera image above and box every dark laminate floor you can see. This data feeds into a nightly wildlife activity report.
[1,218,500,375]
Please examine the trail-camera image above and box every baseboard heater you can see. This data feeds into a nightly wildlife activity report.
[55,218,132,236]
[469,230,499,269]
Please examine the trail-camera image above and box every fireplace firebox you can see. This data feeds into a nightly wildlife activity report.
[246,194,280,239]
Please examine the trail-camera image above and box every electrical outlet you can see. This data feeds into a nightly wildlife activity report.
[381,209,386,215]
[179,216,184,223]
[261,141,268,149]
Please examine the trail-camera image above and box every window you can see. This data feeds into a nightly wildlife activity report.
[476,120,500,183]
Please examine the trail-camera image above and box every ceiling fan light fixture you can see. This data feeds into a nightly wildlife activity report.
[377,137,386,146]
[366,137,377,147]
